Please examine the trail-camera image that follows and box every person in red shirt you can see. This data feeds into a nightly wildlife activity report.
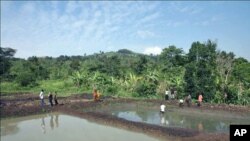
[93,89,98,101]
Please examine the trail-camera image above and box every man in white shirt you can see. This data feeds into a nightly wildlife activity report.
[39,89,45,107]
[179,99,184,107]
[160,103,166,114]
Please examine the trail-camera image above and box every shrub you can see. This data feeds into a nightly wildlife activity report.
[135,81,157,97]
[16,72,37,87]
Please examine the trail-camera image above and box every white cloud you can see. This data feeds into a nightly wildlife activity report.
[143,46,162,55]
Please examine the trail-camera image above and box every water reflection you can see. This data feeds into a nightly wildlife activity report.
[113,109,250,133]
[1,113,160,141]
[50,114,54,130]
[0,122,19,136]
[197,122,203,132]
[40,113,60,134]
[41,117,46,134]
[55,113,59,128]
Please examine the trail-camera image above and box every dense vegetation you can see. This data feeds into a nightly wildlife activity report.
[1,40,250,105]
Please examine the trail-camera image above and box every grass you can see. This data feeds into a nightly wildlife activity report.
[1,79,91,97]
[1,79,162,99]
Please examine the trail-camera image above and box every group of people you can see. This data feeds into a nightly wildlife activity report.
[39,89,59,107]
[179,93,203,107]
[161,93,204,113]
[165,89,203,107]
[165,89,177,100]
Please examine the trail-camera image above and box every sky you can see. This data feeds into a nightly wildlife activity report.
[1,1,250,60]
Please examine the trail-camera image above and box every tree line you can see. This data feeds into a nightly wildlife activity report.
[1,40,250,105]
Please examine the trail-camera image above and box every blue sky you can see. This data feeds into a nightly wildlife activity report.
[1,1,250,60]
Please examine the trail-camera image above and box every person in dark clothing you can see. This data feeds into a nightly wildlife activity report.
[185,94,192,107]
[48,92,53,107]
[54,91,58,105]
[165,90,169,100]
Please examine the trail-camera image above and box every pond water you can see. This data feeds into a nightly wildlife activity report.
[91,102,250,133]
[0,113,161,141]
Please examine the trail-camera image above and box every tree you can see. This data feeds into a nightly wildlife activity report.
[0,47,16,79]
[134,56,148,75]
[10,60,37,87]
[159,45,185,69]
[216,51,235,92]
[27,56,49,80]
[184,40,217,101]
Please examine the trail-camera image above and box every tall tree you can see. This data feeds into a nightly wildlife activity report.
[216,51,235,92]
[159,45,185,70]
[184,40,217,101]
[0,47,16,79]
[134,56,148,75]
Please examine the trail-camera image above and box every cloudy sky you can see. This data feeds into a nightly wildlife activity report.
[1,1,250,60]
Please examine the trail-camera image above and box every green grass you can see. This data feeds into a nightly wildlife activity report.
[1,79,91,97]
[1,79,161,99]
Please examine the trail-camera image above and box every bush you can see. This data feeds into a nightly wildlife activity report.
[135,81,157,97]
[105,85,118,95]
[16,72,37,87]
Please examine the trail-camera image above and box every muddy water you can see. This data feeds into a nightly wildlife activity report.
[91,102,250,133]
[0,113,161,141]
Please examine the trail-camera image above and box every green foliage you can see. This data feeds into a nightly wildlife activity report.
[0,47,16,80]
[134,80,157,97]
[2,41,250,105]
[134,56,148,75]
[184,40,217,102]
[16,71,37,87]
[160,45,185,68]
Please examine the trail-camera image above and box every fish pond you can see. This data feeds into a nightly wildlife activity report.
[1,112,162,141]
[87,102,250,133]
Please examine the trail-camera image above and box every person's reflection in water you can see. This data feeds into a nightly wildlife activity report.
[41,117,46,134]
[198,121,203,132]
[55,113,59,128]
[160,114,165,125]
[180,117,185,125]
[50,114,54,130]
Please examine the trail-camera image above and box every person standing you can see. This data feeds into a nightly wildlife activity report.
[224,92,228,104]
[54,91,58,105]
[165,90,169,100]
[39,89,45,107]
[197,93,203,107]
[48,92,53,107]
[160,103,166,114]
[179,99,184,107]
[93,89,98,101]
[186,94,192,107]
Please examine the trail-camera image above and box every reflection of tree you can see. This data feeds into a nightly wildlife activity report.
[164,113,186,128]
[135,110,148,122]
[1,122,19,136]
[215,122,228,132]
